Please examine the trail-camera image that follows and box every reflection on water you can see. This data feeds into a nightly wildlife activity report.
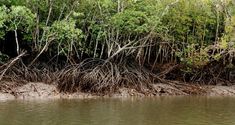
[0,96,235,125]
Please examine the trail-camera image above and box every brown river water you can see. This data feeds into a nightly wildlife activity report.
[0,96,235,125]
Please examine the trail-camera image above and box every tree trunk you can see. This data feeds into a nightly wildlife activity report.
[14,29,19,55]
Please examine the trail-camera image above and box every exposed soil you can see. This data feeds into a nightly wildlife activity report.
[1,82,235,101]
[0,93,15,101]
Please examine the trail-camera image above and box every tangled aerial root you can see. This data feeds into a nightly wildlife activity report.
[1,56,233,95]
[57,59,158,94]
[0,57,160,94]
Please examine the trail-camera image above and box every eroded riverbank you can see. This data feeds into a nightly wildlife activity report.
[1,82,235,101]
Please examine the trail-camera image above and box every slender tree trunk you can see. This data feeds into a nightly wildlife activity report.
[14,29,19,55]
[215,8,220,42]
[34,8,40,50]
[46,0,52,26]
[117,0,120,13]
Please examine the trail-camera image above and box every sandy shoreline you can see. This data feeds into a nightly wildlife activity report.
[1,82,235,101]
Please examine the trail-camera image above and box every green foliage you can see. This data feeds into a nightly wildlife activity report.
[49,19,83,56]
[51,19,82,41]
[111,9,148,33]
[7,6,35,31]
[110,0,164,34]
[162,0,219,44]
[0,5,35,43]
[0,51,9,63]
[160,0,232,68]
[0,6,7,27]
[0,6,8,39]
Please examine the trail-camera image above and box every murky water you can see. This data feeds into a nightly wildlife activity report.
[0,96,235,125]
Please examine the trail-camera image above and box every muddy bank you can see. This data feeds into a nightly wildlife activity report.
[0,82,98,100]
[1,82,235,100]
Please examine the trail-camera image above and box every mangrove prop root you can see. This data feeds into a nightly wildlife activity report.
[0,52,26,81]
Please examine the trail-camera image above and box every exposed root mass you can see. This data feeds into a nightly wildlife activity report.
[58,59,157,94]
